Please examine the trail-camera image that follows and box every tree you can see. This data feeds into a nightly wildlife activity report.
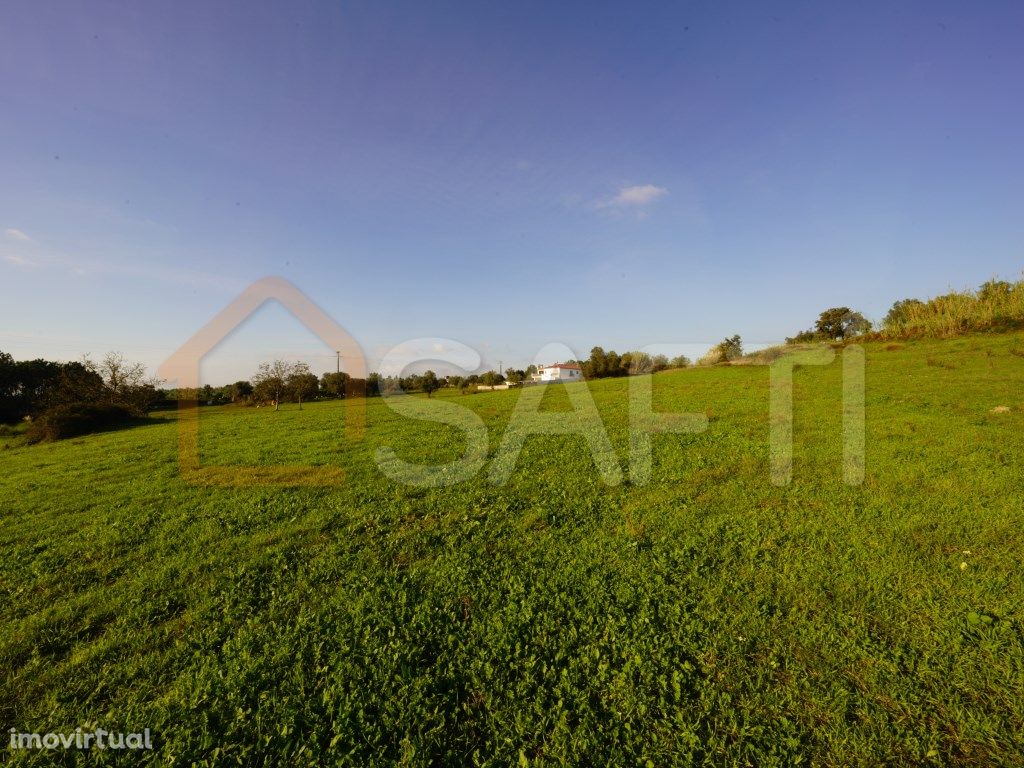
[815,307,871,340]
[40,362,105,411]
[420,370,440,398]
[77,352,159,415]
[68,354,156,415]
[199,384,217,404]
[605,351,624,377]
[320,371,350,398]
[585,347,607,379]
[625,352,652,375]
[5,358,63,419]
[89,352,144,393]
[339,377,360,398]
[668,355,690,369]
[883,298,924,329]
[480,370,505,387]
[287,362,318,409]
[252,360,292,410]
[229,380,253,402]
[721,335,743,361]
[706,335,743,364]
[365,372,383,397]
[0,351,21,423]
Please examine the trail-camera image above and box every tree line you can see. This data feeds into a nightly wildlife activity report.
[0,351,160,440]
[576,348,693,378]
[161,367,447,405]
[158,346,702,411]
[2,342,707,441]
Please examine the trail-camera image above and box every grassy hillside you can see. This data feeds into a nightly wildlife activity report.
[2,334,1023,766]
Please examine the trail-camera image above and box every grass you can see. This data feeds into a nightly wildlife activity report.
[2,333,1024,766]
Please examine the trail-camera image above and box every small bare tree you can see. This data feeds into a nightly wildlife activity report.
[82,352,160,415]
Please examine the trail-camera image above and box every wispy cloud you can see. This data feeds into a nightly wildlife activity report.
[3,241,243,291]
[599,184,669,210]
[4,228,33,242]
[3,253,37,267]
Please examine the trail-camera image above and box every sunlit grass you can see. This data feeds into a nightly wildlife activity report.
[1,333,1023,765]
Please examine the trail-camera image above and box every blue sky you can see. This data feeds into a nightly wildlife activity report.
[2,1,1023,383]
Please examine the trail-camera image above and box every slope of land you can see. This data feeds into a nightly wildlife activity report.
[2,334,1023,766]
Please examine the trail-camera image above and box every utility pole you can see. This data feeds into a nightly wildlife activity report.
[336,351,341,374]
[499,360,503,376]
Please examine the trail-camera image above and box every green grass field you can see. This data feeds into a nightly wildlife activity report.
[2,334,1023,766]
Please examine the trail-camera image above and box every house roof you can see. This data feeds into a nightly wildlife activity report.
[540,363,581,370]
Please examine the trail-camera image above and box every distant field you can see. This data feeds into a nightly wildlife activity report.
[2,334,1023,766]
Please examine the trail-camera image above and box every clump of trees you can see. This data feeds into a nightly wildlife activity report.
[440,371,506,394]
[249,360,320,409]
[1,351,161,441]
[697,335,744,365]
[502,367,534,385]
[786,308,871,344]
[161,381,253,406]
[320,372,350,398]
[580,348,690,379]
[239,362,457,405]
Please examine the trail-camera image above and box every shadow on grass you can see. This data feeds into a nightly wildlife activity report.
[23,405,161,444]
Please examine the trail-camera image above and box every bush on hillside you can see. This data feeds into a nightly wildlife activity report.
[27,403,141,443]
[698,335,743,365]
[730,344,799,366]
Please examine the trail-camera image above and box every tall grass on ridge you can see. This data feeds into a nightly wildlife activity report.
[883,276,1024,338]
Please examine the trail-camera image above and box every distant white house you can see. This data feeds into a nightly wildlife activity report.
[531,363,583,383]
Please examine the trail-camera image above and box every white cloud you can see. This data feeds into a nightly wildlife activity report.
[4,228,33,242]
[601,184,669,208]
[3,253,36,267]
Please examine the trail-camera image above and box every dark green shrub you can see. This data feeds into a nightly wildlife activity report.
[27,403,141,442]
